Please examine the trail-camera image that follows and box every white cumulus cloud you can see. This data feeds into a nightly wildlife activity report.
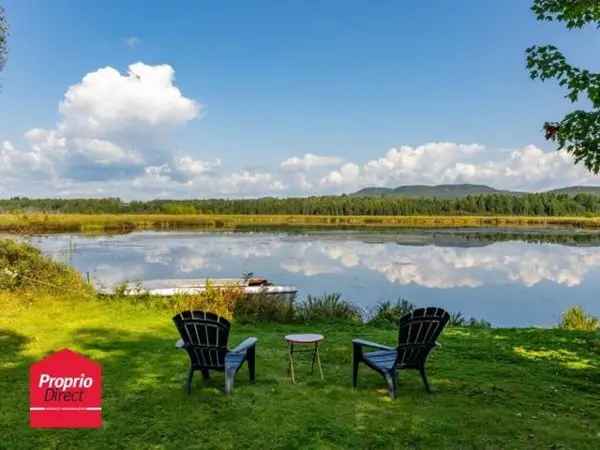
[319,142,597,192]
[58,63,199,140]
[5,63,203,185]
[281,153,343,172]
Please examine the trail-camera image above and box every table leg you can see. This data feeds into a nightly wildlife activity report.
[316,343,324,380]
[288,342,295,384]
[311,343,317,374]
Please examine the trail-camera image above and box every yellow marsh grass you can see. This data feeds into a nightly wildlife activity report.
[1,213,600,233]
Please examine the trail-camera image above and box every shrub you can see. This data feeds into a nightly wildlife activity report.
[559,306,599,331]
[368,299,415,326]
[448,311,465,327]
[448,311,491,328]
[168,281,243,320]
[233,293,296,323]
[368,301,492,329]
[296,293,361,323]
[159,202,197,215]
[465,317,492,329]
[0,239,90,295]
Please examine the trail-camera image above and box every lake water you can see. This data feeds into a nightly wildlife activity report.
[28,229,600,328]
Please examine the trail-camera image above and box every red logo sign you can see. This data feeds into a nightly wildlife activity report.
[30,349,102,428]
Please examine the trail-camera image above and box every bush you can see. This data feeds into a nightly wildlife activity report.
[233,294,296,323]
[296,293,361,323]
[368,299,415,326]
[367,300,492,329]
[559,306,599,331]
[465,317,492,329]
[0,239,90,295]
[168,281,243,320]
[159,202,197,215]
[448,311,465,327]
[448,311,491,328]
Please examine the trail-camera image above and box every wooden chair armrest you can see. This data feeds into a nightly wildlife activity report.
[231,337,257,354]
[352,339,395,351]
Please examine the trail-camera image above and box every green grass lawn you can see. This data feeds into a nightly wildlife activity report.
[1,296,599,450]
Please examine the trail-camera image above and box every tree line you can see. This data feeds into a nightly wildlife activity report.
[2,193,600,216]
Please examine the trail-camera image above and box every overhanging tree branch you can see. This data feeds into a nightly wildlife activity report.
[527,0,600,174]
[532,0,600,29]
[0,6,8,74]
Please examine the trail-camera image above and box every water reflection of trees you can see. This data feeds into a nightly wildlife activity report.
[426,231,600,247]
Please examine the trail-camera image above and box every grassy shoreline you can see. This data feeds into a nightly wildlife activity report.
[2,294,600,449]
[2,212,600,234]
[2,236,600,448]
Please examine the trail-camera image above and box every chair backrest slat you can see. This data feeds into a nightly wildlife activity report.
[173,311,231,370]
[396,307,449,367]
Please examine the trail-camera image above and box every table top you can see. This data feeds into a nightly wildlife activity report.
[285,333,324,343]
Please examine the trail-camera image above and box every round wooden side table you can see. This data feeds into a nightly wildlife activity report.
[284,333,324,384]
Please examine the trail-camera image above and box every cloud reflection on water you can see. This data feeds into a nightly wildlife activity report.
[34,232,600,289]
[30,231,600,327]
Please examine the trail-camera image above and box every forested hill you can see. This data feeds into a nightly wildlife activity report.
[3,191,600,216]
[351,184,518,198]
[351,184,600,198]
[547,186,600,195]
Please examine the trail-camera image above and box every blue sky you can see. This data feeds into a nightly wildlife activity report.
[1,0,599,198]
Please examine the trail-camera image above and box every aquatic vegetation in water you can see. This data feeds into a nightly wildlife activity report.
[3,212,600,234]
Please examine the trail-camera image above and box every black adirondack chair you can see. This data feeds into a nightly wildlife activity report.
[352,307,449,398]
[173,311,257,395]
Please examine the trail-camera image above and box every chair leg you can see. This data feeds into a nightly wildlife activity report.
[225,370,235,395]
[419,365,432,393]
[384,371,396,399]
[186,368,194,395]
[352,345,360,388]
[201,369,210,380]
[247,346,256,383]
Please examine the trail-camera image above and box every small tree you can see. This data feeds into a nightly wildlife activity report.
[0,6,7,73]
[526,0,600,173]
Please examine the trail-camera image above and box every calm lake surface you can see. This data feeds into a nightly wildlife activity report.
[28,229,600,328]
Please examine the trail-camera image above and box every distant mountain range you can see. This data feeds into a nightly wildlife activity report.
[350,184,600,199]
